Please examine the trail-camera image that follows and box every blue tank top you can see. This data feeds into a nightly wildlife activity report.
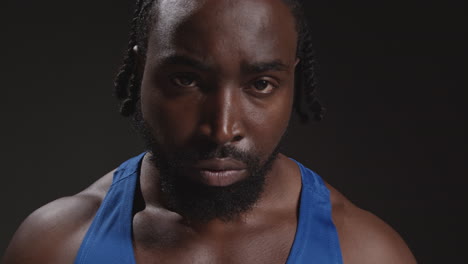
[74,153,343,263]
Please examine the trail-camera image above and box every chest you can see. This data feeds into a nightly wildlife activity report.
[132,217,297,264]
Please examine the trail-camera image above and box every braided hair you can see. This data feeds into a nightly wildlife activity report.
[114,0,325,122]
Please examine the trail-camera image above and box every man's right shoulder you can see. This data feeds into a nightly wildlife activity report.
[2,170,116,264]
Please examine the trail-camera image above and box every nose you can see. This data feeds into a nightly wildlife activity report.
[198,86,244,145]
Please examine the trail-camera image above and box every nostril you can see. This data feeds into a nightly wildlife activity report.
[233,135,243,142]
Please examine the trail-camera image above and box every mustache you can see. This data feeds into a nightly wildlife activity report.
[151,146,260,169]
[177,145,255,163]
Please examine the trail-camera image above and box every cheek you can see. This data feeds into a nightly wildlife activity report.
[243,86,294,154]
[140,86,202,148]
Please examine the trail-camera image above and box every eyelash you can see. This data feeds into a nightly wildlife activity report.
[169,73,280,95]
[170,73,200,88]
[248,78,279,94]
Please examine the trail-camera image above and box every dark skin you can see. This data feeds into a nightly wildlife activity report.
[3,0,417,263]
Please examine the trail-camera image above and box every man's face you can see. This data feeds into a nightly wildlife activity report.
[137,0,298,222]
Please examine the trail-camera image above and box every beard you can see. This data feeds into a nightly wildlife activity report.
[132,107,283,224]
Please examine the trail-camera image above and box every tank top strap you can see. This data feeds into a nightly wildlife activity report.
[112,152,146,182]
[292,158,331,202]
[286,159,344,264]
[74,153,145,264]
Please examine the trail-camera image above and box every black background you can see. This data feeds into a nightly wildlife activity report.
[1,0,467,263]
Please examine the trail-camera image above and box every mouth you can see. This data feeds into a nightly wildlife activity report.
[190,158,248,186]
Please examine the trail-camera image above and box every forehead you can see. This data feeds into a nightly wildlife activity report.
[147,0,298,65]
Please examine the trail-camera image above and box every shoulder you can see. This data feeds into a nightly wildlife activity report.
[2,170,115,264]
[325,183,417,264]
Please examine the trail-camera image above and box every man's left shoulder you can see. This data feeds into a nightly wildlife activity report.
[325,183,417,264]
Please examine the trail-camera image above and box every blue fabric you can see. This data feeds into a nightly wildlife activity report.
[285,159,343,264]
[75,154,343,264]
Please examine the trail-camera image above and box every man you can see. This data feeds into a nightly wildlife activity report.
[3,0,416,263]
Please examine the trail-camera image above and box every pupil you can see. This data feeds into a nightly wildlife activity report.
[255,80,268,90]
[181,77,192,85]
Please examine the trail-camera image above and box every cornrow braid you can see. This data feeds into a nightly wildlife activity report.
[114,0,325,122]
[114,0,140,116]
[294,21,326,122]
[114,0,153,116]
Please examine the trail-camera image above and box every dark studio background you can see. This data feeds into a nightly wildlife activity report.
[1,0,466,263]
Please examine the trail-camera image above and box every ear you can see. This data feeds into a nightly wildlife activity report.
[294,58,300,68]
[133,45,141,64]
[132,45,145,77]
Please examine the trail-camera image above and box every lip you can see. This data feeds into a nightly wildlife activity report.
[192,158,247,171]
[190,158,247,186]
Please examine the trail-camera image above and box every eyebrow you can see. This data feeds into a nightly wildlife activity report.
[241,60,290,74]
[159,55,290,74]
[160,55,212,71]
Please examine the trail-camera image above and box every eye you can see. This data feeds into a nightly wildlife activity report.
[170,73,199,88]
[250,79,277,94]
